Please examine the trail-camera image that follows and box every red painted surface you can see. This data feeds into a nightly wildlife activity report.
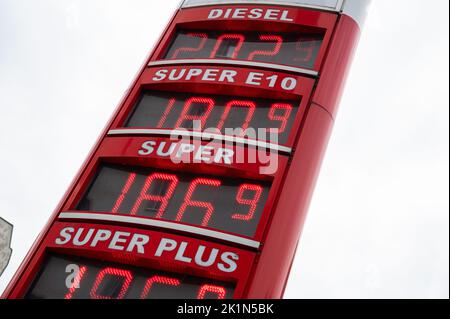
[3,3,362,299]
[313,14,361,117]
[245,104,334,298]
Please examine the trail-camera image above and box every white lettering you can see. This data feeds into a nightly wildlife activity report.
[246,72,263,86]
[168,69,186,81]
[218,252,239,273]
[214,148,234,164]
[208,8,293,22]
[176,143,195,158]
[208,9,223,19]
[138,140,235,165]
[202,69,219,81]
[264,9,280,20]
[90,230,111,247]
[175,242,192,263]
[138,140,156,155]
[249,8,263,19]
[73,228,94,246]
[126,234,149,254]
[232,8,247,19]
[195,246,219,267]
[218,70,237,82]
[155,238,178,257]
[281,77,297,91]
[185,68,202,80]
[108,231,130,251]
[152,69,168,81]
[281,10,294,22]
[195,145,213,162]
[56,227,74,245]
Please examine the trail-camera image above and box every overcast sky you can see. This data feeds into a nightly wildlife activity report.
[0,0,448,299]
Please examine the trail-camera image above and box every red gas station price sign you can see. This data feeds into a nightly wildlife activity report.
[3,0,370,299]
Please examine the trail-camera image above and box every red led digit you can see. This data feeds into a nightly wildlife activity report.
[268,103,293,133]
[112,173,136,213]
[64,266,87,299]
[210,33,245,59]
[294,37,316,63]
[90,267,133,299]
[248,35,283,61]
[217,100,256,132]
[157,98,176,128]
[174,97,214,130]
[171,33,207,59]
[131,173,178,217]
[197,284,226,299]
[232,184,263,221]
[140,276,181,299]
[176,178,221,226]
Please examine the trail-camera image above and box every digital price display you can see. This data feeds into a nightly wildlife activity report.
[125,91,299,144]
[164,30,324,69]
[26,254,234,299]
[77,164,270,237]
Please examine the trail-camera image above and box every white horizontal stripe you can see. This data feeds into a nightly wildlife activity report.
[181,0,342,11]
[58,212,260,249]
[107,128,292,154]
[147,59,318,77]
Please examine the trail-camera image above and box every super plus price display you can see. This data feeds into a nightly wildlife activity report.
[26,254,234,299]
[3,0,369,299]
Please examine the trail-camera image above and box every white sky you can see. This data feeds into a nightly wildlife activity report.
[0,0,448,299]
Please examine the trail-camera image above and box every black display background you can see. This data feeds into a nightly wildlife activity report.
[77,164,270,237]
[125,91,299,145]
[164,30,324,69]
[26,254,235,299]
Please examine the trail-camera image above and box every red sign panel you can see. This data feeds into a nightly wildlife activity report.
[3,0,366,299]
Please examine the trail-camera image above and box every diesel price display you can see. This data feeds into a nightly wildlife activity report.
[164,29,323,69]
